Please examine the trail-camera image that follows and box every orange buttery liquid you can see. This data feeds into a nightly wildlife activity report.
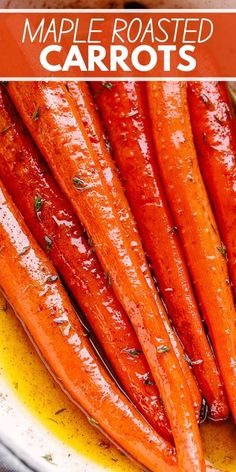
[0,294,235,471]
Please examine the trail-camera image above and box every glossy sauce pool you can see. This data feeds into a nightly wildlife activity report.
[0,293,235,472]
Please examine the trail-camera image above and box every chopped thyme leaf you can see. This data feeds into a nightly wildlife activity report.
[104,136,111,152]
[42,453,54,464]
[34,195,43,213]
[225,103,233,120]
[88,236,94,249]
[47,275,59,283]
[47,417,58,424]
[0,125,12,134]
[72,177,85,189]
[55,408,66,415]
[19,245,30,256]
[88,417,99,426]
[200,93,210,105]
[123,348,143,358]
[157,345,170,354]
[185,354,203,366]
[217,242,227,259]
[143,373,154,386]
[45,235,53,251]
[185,353,192,366]
[72,176,96,192]
[106,272,111,287]
[102,82,113,90]
[214,114,224,125]
[32,106,40,121]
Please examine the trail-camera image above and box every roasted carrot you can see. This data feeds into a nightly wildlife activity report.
[90,80,228,421]
[188,81,236,298]
[9,81,205,472]
[66,81,153,289]
[147,81,236,421]
[65,80,202,417]
[0,178,177,472]
[0,85,172,441]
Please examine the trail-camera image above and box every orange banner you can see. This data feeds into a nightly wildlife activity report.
[0,10,235,79]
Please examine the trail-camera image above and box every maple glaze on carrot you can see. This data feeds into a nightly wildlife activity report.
[66,81,153,288]
[0,85,172,441]
[0,178,177,472]
[65,81,202,416]
[188,81,236,298]
[147,81,236,421]
[9,81,205,472]
[90,80,228,421]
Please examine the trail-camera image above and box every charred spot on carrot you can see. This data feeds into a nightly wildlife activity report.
[168,226,178,234]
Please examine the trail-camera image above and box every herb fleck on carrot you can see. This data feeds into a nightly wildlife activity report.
[34,195,43,213]
[102,82,113,90]
[123,348,143,358]
[32,106,40,121]
[217,242,227,259]
[47,275,59,283]
[157,345,170,354]
[0,125,12,134]
[45,235,52,251]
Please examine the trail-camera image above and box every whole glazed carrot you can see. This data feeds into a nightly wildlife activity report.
[188,81,236,297]
[64,80,201,416]
[0,178,176,472]
[66,81,153,289]
[147,81,236,421]
[9,81,205,472]
[0,86,171,441]
[90,80,228,421]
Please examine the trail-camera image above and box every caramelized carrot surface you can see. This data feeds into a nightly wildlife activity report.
[66,81,152,287]
[0,178,179,472]
[91,80,228,421]
[147,81,236,421]
[65,80,202,417]
[9,81,205,472]
[0,85,172,441]
[188,81,236,298]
